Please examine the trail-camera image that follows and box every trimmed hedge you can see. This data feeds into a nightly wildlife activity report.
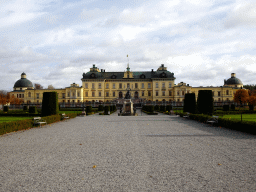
[0,113,78,136]
[223,105,229,111]
[197,90,214,115]
[104,106,110,115]
[142,105,154,113]
[154,105,159,111]
[183,93,196,113]
[160,105,166,112]
[98,105,104,111]
[3,106,8,112]
[166,105,172,112]
[42,92,59,116]
[29,106,37,114]
[23,106,28,111]
[86,106,92,113]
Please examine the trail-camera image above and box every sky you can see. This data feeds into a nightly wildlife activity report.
[1,0,256,91]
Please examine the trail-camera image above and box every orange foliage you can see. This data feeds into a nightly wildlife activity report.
[234,89,249,105]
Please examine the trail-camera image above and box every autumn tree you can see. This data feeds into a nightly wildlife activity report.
[248,92,256,111]
[34,83,43,89]
[234,89,249,106]
[48,85,54,89]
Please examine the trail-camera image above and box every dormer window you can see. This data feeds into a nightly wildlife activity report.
[111,75,117,79]
[140,74,146,79]
[90,73,96,78]
[160,72,167,78]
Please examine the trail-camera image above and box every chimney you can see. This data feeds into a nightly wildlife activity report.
[231,73,236,78]
[101,69,103,72]
[104,69,105,72]
[151,69,154,72]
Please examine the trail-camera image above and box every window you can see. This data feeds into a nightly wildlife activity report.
[113,92,115,97]
[177,99,180,102]
[156,91,159,96]
[98,83,101,89]
[162,83,165,88]
[127,83,130,88]
[142,91,144,96]
[177,91,180,96]
[212,91,214,96]
[106,92,109,97]
[162,91,165,96]
[85,83,88,88]
[99,92,101,97]
[182,91,185,96]
[77,92,80,97]
[92,92,95,97]
[113,83,115,89]
[227,98,229,101]
[218,91,221,96]
[226,90,229,95]
[169,83,172,88]
[119,83,122,89]
[92,83,95,89]
[78,100,80,103]
[37,100,39,104]
[28,92,31,97]
[135,83,138,88]
[142,83,144,88]
[68,92,70,97]
[85,92,88,97]
[156,83,158,88]
[148,83,151,88]
[106,83,109,89]
[148,91,151,96]
[169,91,172,96]
[187,91,190,94]
[36,93,39,99]
[72,92,75,97]
[61,93,65,98]
[218,98,221,102]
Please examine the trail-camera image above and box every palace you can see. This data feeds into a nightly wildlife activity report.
[9,64,243,104]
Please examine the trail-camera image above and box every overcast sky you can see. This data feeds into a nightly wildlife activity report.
[1,0,256,91]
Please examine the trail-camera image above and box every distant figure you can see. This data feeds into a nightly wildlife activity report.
[124,90,131,99]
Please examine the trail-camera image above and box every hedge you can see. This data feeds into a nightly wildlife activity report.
[0,113,78,136]
[42,92,59,116]
[197,90,214,115]
[184,93,196,113]
[98,105,104,111]
[142,105,154,113]
[3,106,9,112]
[29,106,37,114]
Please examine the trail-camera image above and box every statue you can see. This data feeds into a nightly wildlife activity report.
[124,90,131,99]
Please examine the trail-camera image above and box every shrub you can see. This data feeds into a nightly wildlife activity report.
[98,105,104,111]
[104,106,110,115]
[231,104,236,111]
[154,105,159,111]
[223,105,229,111]
[142,105,154,113]
[197,90,214,115]
[23,106,28,111]
[3,106,9,112]
[41,92,59,116]
[29,106,37,114]
[183,93,196,113]
[249,105,254,111]
[86,106,92,113]
[166,105,172,112]
[160,105,165,112]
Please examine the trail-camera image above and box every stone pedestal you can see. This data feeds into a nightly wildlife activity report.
[122,99,134,116]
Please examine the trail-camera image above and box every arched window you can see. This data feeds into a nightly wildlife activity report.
[28,92,31,97]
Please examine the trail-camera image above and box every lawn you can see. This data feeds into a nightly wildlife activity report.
[0,117,33,123]
[222,114,256,122]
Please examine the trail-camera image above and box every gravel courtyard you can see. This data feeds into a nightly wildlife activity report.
[0,111,255,192]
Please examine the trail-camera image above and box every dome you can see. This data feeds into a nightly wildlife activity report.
[14,73,33,88]
[224,73,243,85]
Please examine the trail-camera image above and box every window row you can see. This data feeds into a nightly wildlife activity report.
[84,82,166,89]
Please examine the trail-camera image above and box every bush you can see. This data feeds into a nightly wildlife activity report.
[23,106,28,111]
[160,105,165,112]
[86,106,92,113]
[197,90,214,115]
[142,105,154,113]
[41,92,59,116]
[3,106,9,112]
[223,105,229,111]
[249,105,254,111]
[29,106,37,114]
[183,93,196,113]
[231,104,236,111]
[166,105,172,112]
[98,105,104,111]
[154,105,159,111]
[104,106,110,115]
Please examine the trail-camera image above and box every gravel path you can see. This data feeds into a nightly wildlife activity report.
[0,113,255,191]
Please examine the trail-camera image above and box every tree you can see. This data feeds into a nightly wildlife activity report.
[34,83,43,89]
[197,90,214,115]
[248,93,256,111]
[0,91,23,108]
[41,92,59,116]
[234,89,249,106]
[48,85,54,89]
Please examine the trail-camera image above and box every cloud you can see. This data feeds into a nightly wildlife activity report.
[225,2,256,28]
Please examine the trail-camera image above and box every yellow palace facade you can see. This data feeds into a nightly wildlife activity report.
[9,64,243,104]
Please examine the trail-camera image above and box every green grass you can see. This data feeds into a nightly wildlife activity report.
[0,117,33,123]
[223,114,256,122]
